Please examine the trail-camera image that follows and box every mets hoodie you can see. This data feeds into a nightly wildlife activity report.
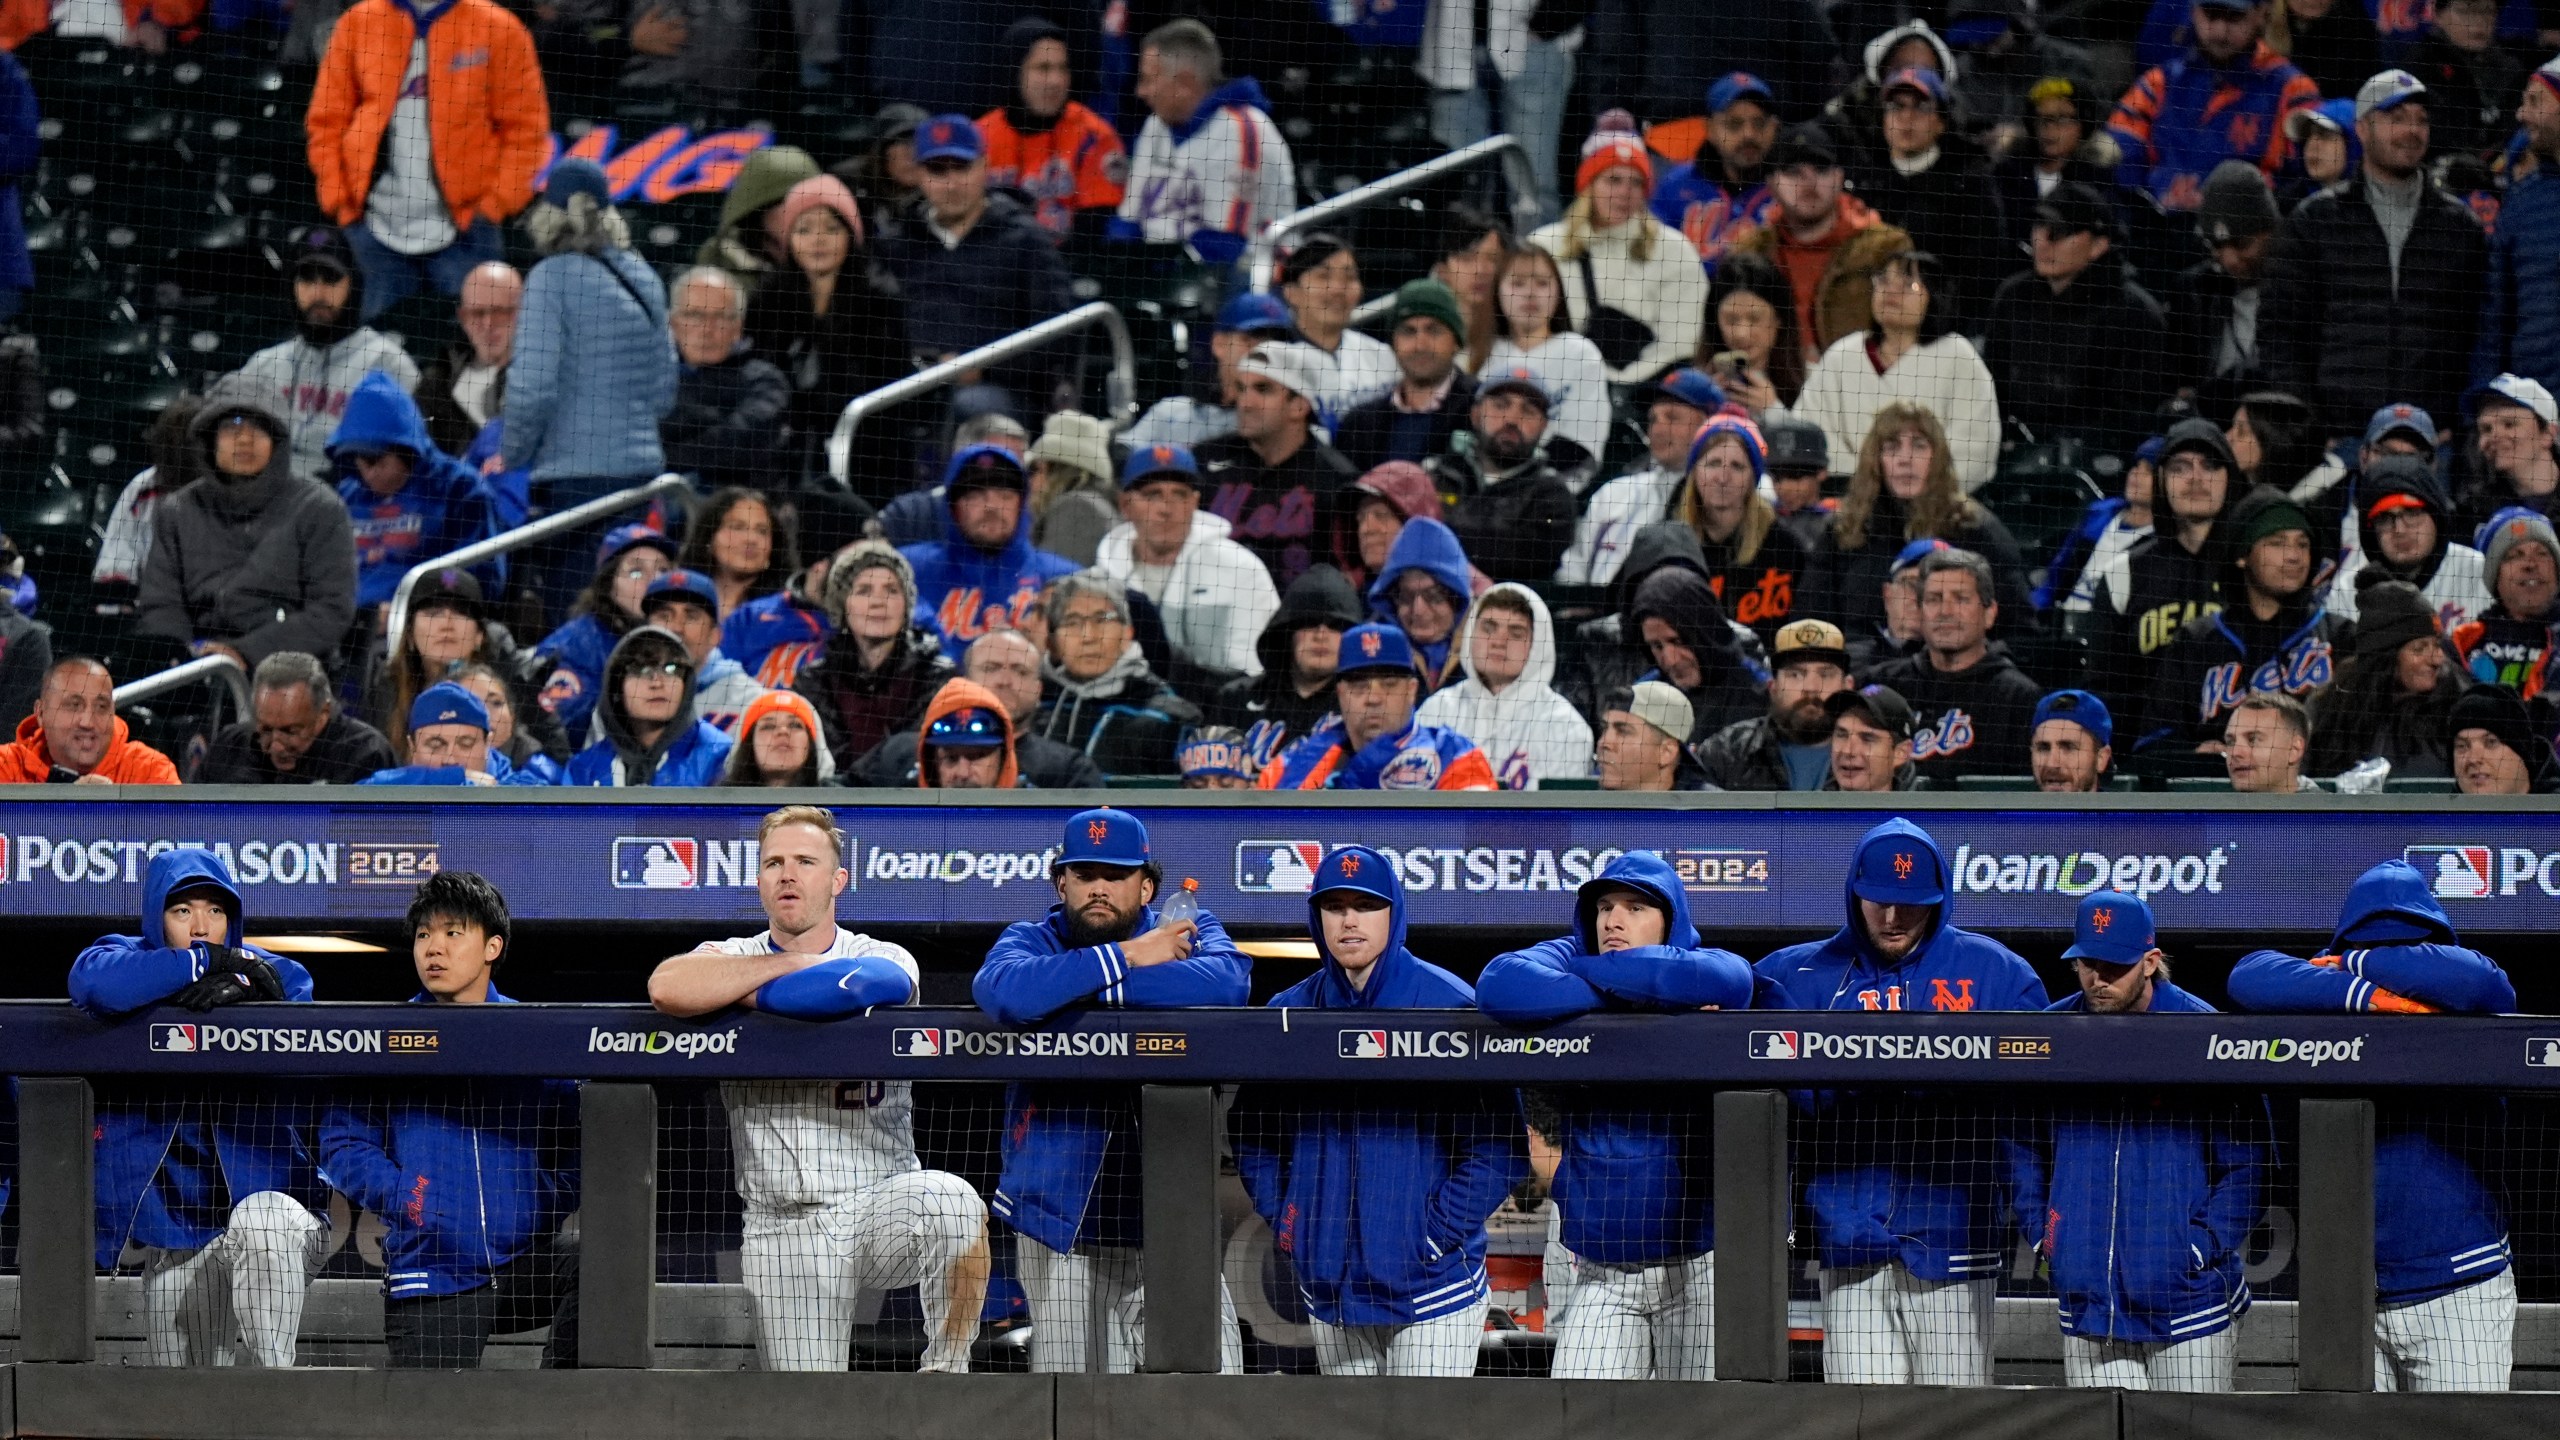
[975,901,1253,1253]
[1753,818,2047,1281]
[1477,850,1765,1265]
[2227,860,2515,1305]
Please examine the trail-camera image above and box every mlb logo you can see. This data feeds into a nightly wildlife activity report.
[1748,1030,1800,1060]
[2404,845,2493,900]
[1339,1030,1388,1059]
[1237,841,1324,894]
[2530,1039,2560,1068]
[150,1024,199,1052]
[891,1028,942,1058]
[613,838,699,889]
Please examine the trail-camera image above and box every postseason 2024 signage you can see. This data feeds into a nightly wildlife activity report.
[5,795,2560,933]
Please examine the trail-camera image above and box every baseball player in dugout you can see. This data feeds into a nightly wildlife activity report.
[973,808,1251,1373]
[2227,860,2520,1391]
[2012,893,2270,1392]
[65,847,330,1366]
[1753,818,2047,1384]
[648,805,990,1372]
[1230,846,1527,1376]
[1476,851,1768,1380]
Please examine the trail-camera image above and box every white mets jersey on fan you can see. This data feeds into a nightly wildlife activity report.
[708,930,922,1210]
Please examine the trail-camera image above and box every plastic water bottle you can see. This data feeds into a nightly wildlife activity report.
[1161,878,1201,928]
[2333,757,2391,795]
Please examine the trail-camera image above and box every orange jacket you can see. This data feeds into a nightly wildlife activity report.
[306,0,549,230]
[978,101,1126,243]
[0,712,180,784]
[0,0,202,51]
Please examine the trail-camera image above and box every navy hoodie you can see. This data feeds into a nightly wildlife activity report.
[975,898,1253,1253]
[329,371,503,608]
[1478,851,1767,1265]
[1753,819,2047,1280]
[2227,860,2515,1304]
[67,849,325,1264]
[1231,847,1526,1327]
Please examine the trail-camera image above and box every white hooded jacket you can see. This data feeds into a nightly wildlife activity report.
[1415,582,1594,789]
[1093,509,1283,678]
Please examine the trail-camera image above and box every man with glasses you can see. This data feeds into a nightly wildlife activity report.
[661,266,788,492]
[2327,454,2492,628]
[562,625,732,785]
[200,650,395,784]
[1258,623,1494,789]
[417,262,522,456]
[1031,574,1197,776]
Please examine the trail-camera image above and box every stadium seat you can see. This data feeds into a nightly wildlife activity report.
[2384,775,2460,793]
[1953,775,2038,791]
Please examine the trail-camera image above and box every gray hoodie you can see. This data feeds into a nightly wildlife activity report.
[134,372,359,668]
[240,327,421,485]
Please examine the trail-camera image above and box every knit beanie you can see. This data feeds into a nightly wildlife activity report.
[2230,486,2310,547]
[2447,684,2544,766]
[2348,574,2438,658]
[1686,413,1768,479]
[822,539,918,623]
[1389,278,1468,345]
[1576,110,1654,195]
[2481,506,2560,581]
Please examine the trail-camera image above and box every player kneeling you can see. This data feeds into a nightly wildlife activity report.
[1477,851,1762,1380]
[1231,847,1525,1376]
[321,872,581,1367]
[2228,859,2519,1392]
[2014,894,2269,1391]
[649,805,989,1372]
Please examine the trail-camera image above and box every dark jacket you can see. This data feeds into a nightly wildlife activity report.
[851,724,1103,788]
[1614,563,1766,738]
[1988,154,2121,259]
[1800,495,2030,639]
[2156,258,2268,411]
[1333,373,1477,477]
[414,340,505,459]
[0,50,34,296]
[136,373,359,669]
[2307,650,2470,779]
[1681,515,1808,640]
[2406,33,2523,166]
[661,341,790,491]
[1196,431,1361,587]
[1870,642,2047,783]
[198,710,396,785]
[741,261,909,474]
[874,193,1078,405]
[2476,157,2560,397]
[1981,262,2171,456]
[1693,714,1807,791]
[1028,649,1201,776]
[2138,596,2343,753]
[1209,562,1363,772]
[791,624,952,765]
[0,592,48,733]
[1848,145,2009,319]
[2262,173,2487,436]
[1431,433,1595,583]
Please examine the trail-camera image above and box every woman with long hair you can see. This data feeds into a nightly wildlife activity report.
[2226,390,2347,545]
[721,688,834,786]
[1482,245,1612,458]
[373,571,565,763]
[1793,250,2001,491]
[2307,577,2468,778]
[1526,123,1704,383]
[740,174,909,493]
[1669,414,1805,638]
[1701,252,1806,420]
[1803,400,2029,637]
[677,488,800,620]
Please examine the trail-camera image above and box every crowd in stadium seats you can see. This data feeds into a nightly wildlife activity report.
[0,0,2558,795]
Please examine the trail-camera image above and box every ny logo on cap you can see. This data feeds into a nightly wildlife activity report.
[1152,445,1172,464]
[930,122,954,144]
[1360,631,1382,657]
[1893,852,1914,880]
[1087,819,1110,845]
[1340,853,1361,877]
[2092,907,2112,933]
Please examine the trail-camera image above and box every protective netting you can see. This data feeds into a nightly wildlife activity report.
[0,1,2543,795]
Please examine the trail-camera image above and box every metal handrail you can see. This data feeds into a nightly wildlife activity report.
[112,652,249,716]
[384,473,693,654]
[1246,134,1539,295]
[828,301,1138,485]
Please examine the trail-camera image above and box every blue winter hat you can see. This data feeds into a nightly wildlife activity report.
[1312,844,1399,907]
[943,443,1029,495]
[1337,623,1419,678]
[1215,292,1296,335]
[408,681,489,736]
[544,157,612,210]
[2032,688,2113,749]
[1057,807,1151,868]
[1850,831,1946,905]
[1686,413,1767,479]
[641,568,720,616]
[1119,443,1201,490]
[2062,891,2155,966]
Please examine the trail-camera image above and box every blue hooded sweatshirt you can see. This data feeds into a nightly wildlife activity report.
[721,584,830,689]
[360,746,554,787]
[1231,846,1526,1327]
[329,372,504,609]
[1478,851,1766,1266]
[67,849,326,1265]
[1366,518,1474,684]
[2227,860,2514,1305]
[975,898,1252,1253]
[317,985,579,1301]
[1752,818,2048,1281]
[898,448,1081,663]
[2012,980,2272,1345]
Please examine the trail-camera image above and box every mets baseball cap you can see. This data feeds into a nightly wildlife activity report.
[409,566,484,620]
[2062,891,2155,966]
[2364,401,2437,451]
[1640,367,1728,416]
[1826,683,1916,741]
[1707,71,1776,115]
[2467,372,2559,426]
[2356,69,2427,122]
[914,114,986,165]
[2033,688,2113,749]
[1337,623,1418,679]
[943,443,1029,496]
[1772,617,1851,672]
[1476,362,1552,410]
[641,569,720,617]
[1214,292,1296,336]
[924,707,1006,749]
[1058,807,1150,868]
[596,522,676,573]
[408,680,489,735]
[1850,830,1946,905]
[1881,66,1949,106]
[1312,844,1399,906]
[1119,443,1201,490]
